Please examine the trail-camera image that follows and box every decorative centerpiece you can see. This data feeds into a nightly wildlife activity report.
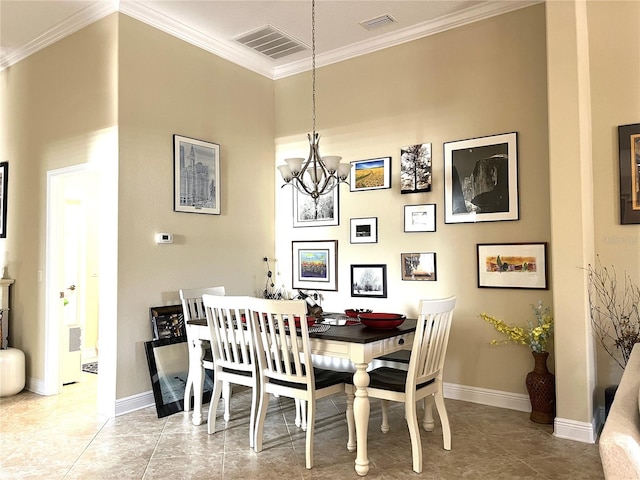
[480,301,555,424]
[259,257,288,300]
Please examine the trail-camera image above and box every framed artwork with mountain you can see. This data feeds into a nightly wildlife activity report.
[444,132,519,224]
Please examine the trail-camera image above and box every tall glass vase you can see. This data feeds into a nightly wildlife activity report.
[525,351,556,424]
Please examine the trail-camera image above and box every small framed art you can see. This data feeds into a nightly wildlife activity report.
[350,217,378,244]
[444,132,518,224]
[618,123,640,224]
[292,240,338,291]
[173,135,220,215]
[400,143,432,194]
[293,185,339,227]
[476,242,548,289]
[401,252,437,281]
[350,157,391,192]
[404,204,436,232]
[351,264,387,298]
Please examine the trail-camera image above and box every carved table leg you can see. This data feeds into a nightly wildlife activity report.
[353,362,370,476]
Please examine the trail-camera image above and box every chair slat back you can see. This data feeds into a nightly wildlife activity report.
[202,294,255,374]
[179,286,226,322]
[248,298,312,389]
[407,296,457,389]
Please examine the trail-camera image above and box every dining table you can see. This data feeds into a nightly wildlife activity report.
[186,313,416,477]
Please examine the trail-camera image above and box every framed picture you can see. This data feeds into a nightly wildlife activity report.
[173,134,220,215]
[618,123,640,224]
[404,204,436,232]
[444,132,519,224]
[476,242,548,289]
[150,305,185,340]
[0,162,7,238]
[350,157,391,192]
[351,264,387,298]
[401,252,437,281]
[144,336,214,418]
[293,186,339,227]
[292,240,338,291]
[400,143,432,194]
[350,217,378,244]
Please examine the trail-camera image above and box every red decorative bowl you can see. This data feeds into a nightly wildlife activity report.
[345,309,372,318]
[358,313,406,330]
[292,315,316,328]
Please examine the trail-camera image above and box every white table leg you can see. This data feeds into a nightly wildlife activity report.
[191,338,206,426]
[353,362,370,476]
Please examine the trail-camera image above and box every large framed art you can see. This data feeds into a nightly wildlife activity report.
[292,240,338,291]
[351,264,387,298]
[173,135,220,215]
[293,186,339,227]
[400,143,432,194]
[476,242,548,289]
[350,157,391,192]
[618,123,640,224]
[444,132,518,224]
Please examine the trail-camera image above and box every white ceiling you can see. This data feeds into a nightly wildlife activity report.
[0,0,540,78]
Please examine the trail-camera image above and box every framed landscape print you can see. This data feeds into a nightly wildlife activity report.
[444,132,519,224]
[476,242,548,289]
[351,264,387,298]
[350,157,391,192]
[293,185,339,227]
[404,204,436,232]
[400,143,432,194]
[173,135,220,215]
[618,123,640,224]
[292,240,338,291]
[350,217,378,244]
[401,252,437,281]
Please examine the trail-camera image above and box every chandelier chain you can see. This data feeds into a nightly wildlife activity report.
[311,0,316,137]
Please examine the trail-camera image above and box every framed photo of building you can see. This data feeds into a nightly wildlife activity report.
[404,204,436,232]
[401,252,437,281]
[173,135,220,215]
[400,143,432,194]
[350,157,391,192]
[350,217,378,244]
[351,264,387,298]
[444,132,518,224]
[292,240,338,291]
[618,123,640,224]
[476,242,548,289]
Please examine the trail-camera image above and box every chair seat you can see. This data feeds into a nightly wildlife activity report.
[270,367,350,390]
[367,367,435,393]
[377,350,411,363]
[222,366,254,378]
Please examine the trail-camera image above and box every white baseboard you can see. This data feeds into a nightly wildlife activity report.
[443,381,531,412]
[114,390,155,416]
[26,377,46,395]
[554,416,597,443]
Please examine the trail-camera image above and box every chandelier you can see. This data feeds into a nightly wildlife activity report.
[277,0,350,203]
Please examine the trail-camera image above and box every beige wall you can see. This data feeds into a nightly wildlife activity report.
[116,15,275,398]
[275,4,553,396]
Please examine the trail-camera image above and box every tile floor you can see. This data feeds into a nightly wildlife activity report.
[0,372,604,479]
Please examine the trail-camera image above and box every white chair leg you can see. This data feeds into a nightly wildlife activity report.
[380,399,390,433]
[423,395,435,432]
[345,388,356,452]
[254,390,269,452]
[301,400,307,431]
[207,377,224,435]
[405,398,423,474]
[305,397,315,469]
[223,381,231,422]
[249,381,258,449]
[434,389,451,450]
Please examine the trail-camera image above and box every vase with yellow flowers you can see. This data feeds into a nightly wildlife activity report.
[480,301,555,424]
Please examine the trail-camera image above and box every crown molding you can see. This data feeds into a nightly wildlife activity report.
[0,1,118,71]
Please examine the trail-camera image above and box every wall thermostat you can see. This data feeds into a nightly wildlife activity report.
[155,233,173,244]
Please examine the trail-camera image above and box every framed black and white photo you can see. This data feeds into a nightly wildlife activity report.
[350,157,391,192]
[173,135,220,215]
[404,204,436,232]
[350,217,378,244]
[351,264,387,298]
[144,336,214,418]
[476,242,548,289]
[150,305,185,340]
[401,252,437,281]
[293,185,339,227]
[444,132,518,224]
[292,240,338,291]
[0,162,8,238]
[618,123,640,224]
[400,143,432,194]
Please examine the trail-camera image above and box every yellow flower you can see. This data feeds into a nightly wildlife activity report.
[480,302,554,353]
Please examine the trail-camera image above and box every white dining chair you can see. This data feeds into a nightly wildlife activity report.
[249,297,349,469]
[202,294,259,446]
[345,296,457,474]
[179,287,227,416]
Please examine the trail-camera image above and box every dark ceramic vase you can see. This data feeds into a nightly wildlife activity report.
[525,351,556,424]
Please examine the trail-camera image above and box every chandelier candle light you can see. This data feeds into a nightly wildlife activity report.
[277,0,350,203]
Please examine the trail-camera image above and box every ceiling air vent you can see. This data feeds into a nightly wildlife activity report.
[359,14,396,30]
[234,25,308,60]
